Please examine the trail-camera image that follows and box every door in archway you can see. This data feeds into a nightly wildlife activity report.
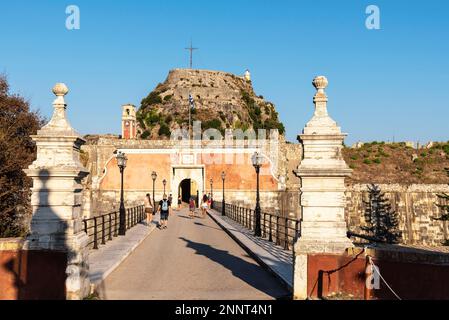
[179,179,198,203]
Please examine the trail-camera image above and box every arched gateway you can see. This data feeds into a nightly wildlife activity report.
[172,166,204,209]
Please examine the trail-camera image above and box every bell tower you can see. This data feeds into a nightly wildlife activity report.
[121,104,137,139]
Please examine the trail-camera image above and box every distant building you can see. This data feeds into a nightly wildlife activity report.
[121,104,137,139]
[244,69,251,82]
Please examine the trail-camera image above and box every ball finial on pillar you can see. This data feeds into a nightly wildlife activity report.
[52,83,69,97]
[312,76,328,93]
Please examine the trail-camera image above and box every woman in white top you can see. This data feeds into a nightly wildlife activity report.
[201,194,208,218]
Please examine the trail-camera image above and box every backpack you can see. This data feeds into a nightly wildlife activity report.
[161,200,169,211]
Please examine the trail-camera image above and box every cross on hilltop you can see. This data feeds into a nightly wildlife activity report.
[185,40,198,69]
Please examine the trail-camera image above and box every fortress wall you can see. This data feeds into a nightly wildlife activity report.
[82,137,449,246]
[81,138,299,217]
[345,184,449,246]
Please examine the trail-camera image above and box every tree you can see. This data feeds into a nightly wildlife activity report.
[433,168,449,245]
[0,75,44,237]
[434,168,449,221]
[361,184,402,244]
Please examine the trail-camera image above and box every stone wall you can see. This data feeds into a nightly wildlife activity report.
[346,184,449,246]
[0,238,67,300]
[81,136,302,217]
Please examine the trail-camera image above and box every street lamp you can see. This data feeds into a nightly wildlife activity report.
[221,171,226,216]
[163,179,167,195]
[252,152,263,237]
[116,151,128,236]
[151,171,157,207]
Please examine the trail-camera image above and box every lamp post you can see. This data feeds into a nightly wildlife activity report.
[163,179,167,195]
[221,171,226,216]
[151,171,157,208]
[210,178,213,208]
[252,152,263,237]
[116,151,128,236]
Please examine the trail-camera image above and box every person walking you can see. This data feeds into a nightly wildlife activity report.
[144,193,154,226]
[201,194,208,218]
[177,194,182,209]
[158,194,171,229]
[188,197,196,219]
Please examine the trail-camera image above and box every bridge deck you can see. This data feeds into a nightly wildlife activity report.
[98,208,289,300]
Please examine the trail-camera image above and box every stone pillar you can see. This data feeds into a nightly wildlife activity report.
[23,83,90,300]
[293,76,353,299]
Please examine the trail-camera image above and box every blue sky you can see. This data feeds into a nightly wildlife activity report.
[1,0,448,144]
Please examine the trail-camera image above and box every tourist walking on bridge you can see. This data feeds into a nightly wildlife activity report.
[189,197,196,218]
[158,194,171,229]
[144,193,153,226]
[201,194,208,219]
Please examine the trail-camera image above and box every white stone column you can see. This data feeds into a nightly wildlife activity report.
[23,84,91,300]
[293,76,353,299]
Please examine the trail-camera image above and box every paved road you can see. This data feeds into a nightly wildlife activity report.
[99,208,290,300]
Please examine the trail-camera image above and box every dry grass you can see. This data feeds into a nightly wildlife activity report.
[343,142,449,184]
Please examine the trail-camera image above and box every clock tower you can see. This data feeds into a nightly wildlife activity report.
[121,104,137,139]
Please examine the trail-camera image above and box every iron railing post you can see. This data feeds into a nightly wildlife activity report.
[108,213,113,241]
[93,218,98,250]
[269,215,273,242]
[101,215,106,245]
[276,216,280,245]
[284,218,289,250]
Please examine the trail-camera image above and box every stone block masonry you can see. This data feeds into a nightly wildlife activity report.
[346,184,449,246]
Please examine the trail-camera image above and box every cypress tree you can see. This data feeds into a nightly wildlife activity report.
[361,184,402,244]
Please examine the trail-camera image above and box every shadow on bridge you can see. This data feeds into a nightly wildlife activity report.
[179,237,290,299]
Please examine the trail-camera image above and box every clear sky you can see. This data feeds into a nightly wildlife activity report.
[1,0,448,144]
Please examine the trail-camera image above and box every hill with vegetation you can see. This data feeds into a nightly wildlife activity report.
[344,141,449,184]
[136,69,285,139]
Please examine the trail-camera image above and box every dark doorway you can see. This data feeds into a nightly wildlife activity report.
[180,179,191,203]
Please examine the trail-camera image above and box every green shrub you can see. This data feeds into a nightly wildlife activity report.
[141,91,162,107]
[203,119,223,131]
[163,94,173,102]
[140,130,151,139]
[144,109,160,126]
[374,158,381,164]
[443,144,449,155]
[363,159,372,165]
[158,123,171,137]
[350,155,358,160]
[420,152,427,157]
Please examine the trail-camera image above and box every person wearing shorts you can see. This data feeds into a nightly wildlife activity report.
[201,194,208,218]
[158,194,171,229]
[144,193,153,226]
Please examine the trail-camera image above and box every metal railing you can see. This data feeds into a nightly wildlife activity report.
[83,205,145,250]
[213,201,301,251]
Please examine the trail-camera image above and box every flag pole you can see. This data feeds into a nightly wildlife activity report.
[189,101,191,140]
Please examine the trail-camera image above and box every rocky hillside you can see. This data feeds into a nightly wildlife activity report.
[344,141,449,184]
[136,69,285,139]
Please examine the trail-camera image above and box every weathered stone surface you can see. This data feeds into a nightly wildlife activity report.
[23,84,91,300]
[346,183,449,246]
[293,76,353,300]
[294,76,353,255]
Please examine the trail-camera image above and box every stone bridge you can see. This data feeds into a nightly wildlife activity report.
[2,78,447,300]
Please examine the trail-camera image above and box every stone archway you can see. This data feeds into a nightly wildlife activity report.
[171,166,205,209]
[179,178,199,203]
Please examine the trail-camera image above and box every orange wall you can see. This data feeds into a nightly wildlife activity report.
[100,153,277,191]
[0,249,67,300]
